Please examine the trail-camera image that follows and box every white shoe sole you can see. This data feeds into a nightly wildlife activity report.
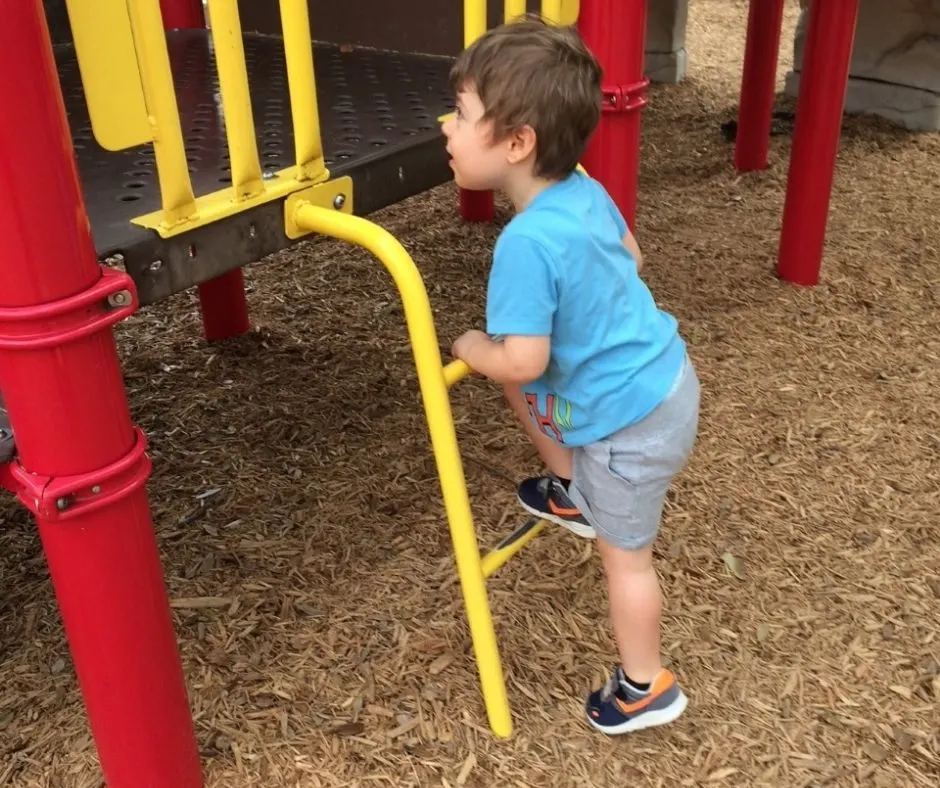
[517,498,597,539]
[586,691,688,735]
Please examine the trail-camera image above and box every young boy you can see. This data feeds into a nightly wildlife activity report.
[444,16,700,735]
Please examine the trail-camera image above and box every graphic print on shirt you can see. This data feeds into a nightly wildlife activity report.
[524,391,573,443]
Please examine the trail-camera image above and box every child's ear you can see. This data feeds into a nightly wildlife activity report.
[506,124,537,164]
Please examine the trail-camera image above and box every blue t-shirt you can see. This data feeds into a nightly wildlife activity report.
[485,171,686,447]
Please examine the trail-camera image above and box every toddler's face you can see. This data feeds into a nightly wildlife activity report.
[441,88,512,192]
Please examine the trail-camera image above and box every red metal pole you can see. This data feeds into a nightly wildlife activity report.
[578,0,649,230]
[196,269,251,338]
[0,3,203,786]
[160,0,253,340]
[734,0,786,171]
[459,188,495,222]
[159,0,205,30]
[777,0,859,286]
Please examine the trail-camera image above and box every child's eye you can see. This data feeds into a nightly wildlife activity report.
[455,107,463,119]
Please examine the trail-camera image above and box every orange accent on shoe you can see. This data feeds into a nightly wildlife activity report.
[548,498,581,517]
[613,670,675,715]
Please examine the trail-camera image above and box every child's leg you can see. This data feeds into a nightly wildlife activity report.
[503,384,571,479]
[579,498,686,736]
[572,358,699,734]
[584,535,686,735]
[595,540,662,683]
[503,384,595,538]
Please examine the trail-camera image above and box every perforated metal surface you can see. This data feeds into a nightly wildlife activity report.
[53,30,456,302]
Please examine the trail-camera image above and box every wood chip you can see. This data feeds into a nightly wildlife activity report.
[169,597,234,609]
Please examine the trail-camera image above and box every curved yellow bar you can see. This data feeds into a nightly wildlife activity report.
[481,518,547,578]
[291,202,512,739]
[207,0,263,199]
[443,359,472,388]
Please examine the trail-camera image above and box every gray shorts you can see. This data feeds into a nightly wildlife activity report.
[567,356,700,550]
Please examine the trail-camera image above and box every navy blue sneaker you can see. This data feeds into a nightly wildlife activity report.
[517,475,595,538]
[586,666,688,735]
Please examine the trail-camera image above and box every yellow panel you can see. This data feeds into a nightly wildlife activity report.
[63,0,151,151]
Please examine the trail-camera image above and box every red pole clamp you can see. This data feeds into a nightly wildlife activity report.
[0,267,137,351]
[601,78,650,114]
[3,428,151,520]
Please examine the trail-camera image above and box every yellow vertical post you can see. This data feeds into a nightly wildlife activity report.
[560,0,580,25]
[504,0,526,23]
[541,0,564,24]
[464,0,487,47]
[126,0,197,227]
[206,0,263,199]
[278,0,327,183]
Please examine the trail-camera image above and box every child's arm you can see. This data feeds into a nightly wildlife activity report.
[452,331,549,385]
[624,229,644,274]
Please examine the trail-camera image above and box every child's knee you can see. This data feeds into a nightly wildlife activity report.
[597,538,655,574]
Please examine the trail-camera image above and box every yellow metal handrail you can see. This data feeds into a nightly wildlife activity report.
[70,0,568,738]
[291,202,514,739]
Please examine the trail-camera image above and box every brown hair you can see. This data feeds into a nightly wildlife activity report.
[449,14,603,180]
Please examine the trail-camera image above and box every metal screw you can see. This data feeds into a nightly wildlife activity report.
[91,485,101,494]
[333,194,346,210]
[56,497,70,511]
[263,170,277,180]
[248,225,257,239]
[149,260,163,272]
[0,429,7,440]
[108,291,130,308]
[104,253,125,268]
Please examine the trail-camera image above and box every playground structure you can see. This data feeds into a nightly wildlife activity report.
[647,0,940,132]
[0,0,868,785]
[786,0,940,133]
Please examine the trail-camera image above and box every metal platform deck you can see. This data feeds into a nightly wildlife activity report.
[54,30,456,305]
